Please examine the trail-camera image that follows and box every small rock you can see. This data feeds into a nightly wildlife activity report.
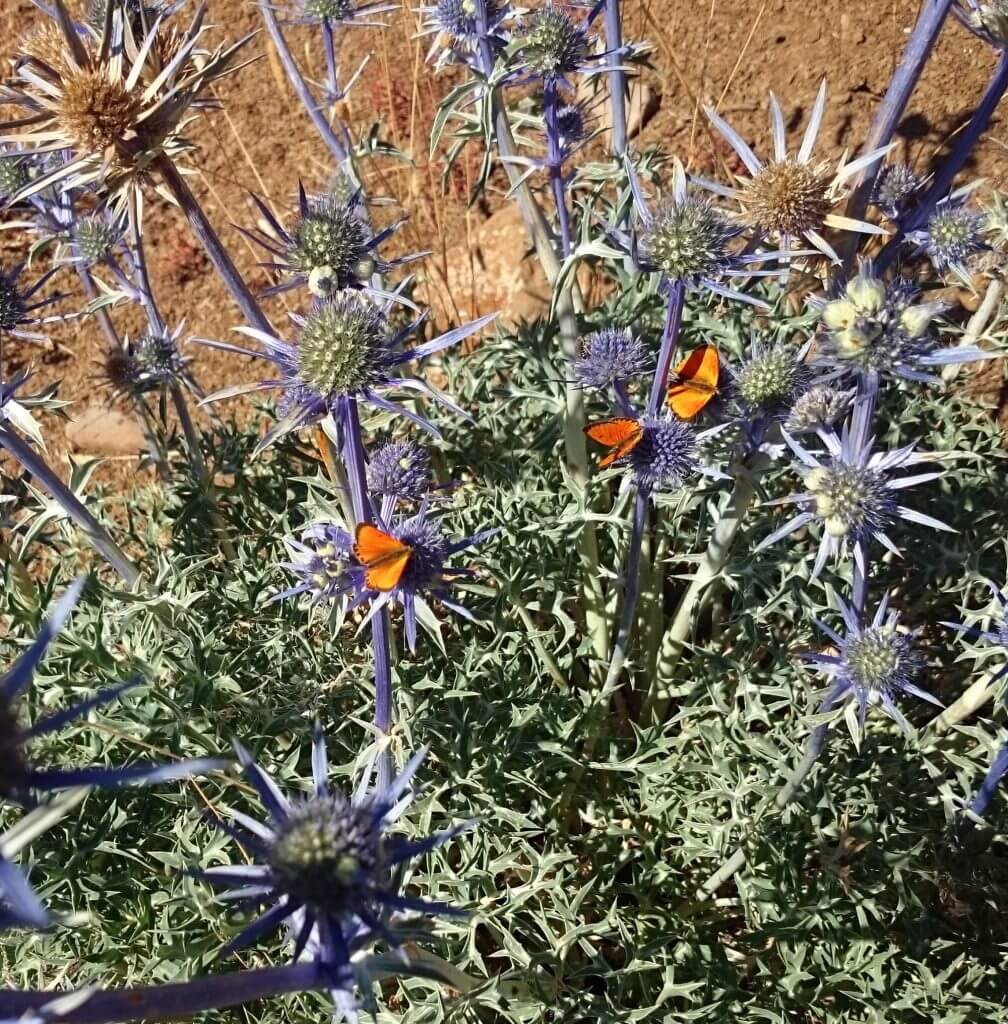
[430,204,551,325]
[65,406,146,456]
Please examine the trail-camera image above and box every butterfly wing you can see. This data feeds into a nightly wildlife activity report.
[584,418,643,468]
[353,524,412,592]
[667,345,720,419]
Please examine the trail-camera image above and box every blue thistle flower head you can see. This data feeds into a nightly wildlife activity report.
[0,153,32,205]
[628,413,699,491]
[276,523,353,605]
[805,594,940,736]
[917,197,988,279]
[0,263,61,343]
[572,327,650,390]
[757,398,952,578]
[731,338,813,417]
[197,729,472,1012]
[0,580,221,809]
[69,209,125,267]
[240,186,419,302]
[432,0,504,39]
[556,102,588,145]
[871,162,923,219]
[104,324,189,397]
[202,293,495,453]
[813,262,983,384]
[367,440,431,500]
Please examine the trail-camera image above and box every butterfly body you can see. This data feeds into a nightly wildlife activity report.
[666,345,720,420]
[354,523,412,591]
[584,417,644,468]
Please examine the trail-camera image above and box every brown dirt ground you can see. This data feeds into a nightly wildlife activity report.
[1,0,1006,489]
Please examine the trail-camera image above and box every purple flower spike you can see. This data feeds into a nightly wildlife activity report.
[367,440,431,501]
[0,263,63,344]
[804,592,940,737]
[572,327,650,391]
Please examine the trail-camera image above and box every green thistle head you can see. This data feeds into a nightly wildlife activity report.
[288,197,371,290]
[517,7,588,76]
[269,796,382,915]
[735,345,807,411]
[297,292,388,398]
[640,195,733,282]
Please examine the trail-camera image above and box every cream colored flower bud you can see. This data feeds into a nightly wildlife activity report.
[822,298,856,329]
[845,273,886,313]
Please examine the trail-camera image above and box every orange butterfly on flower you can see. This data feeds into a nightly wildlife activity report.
[666,345,720,420]
[584,417,644,468]
[353,523,413,592]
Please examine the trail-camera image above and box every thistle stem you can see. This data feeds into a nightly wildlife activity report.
[646,453,770,723]
[0,964,336,1022]
[0,426,141,586]
[154,154,273,336]
[647,280,685,415]
[473,0,608,680]
[337,399,394,788]
[967,740,1008,817]
[603,0,628,160]
[543,77,572,257]
[877,49,1008,271]
[259,2,350,164]
[842,0,953,231]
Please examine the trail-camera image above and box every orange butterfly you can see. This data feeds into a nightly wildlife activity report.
[584,417,644,468]
[353,524,412,591]
[666,345,719,420]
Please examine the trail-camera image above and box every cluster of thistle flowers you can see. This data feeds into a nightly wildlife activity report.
[565,63,1006,758]
[199,170,496,650]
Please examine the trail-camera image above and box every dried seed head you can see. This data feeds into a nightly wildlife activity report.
[872,163,922,218]
[297,293,387,398]
[57,68,142,153]
[269,796,382,915]
[805,462,896,540]
[517,7,587,76]
[786,385,851,433]
[738,158,833,236]
[842,627,924,698]
[640,195,734,281]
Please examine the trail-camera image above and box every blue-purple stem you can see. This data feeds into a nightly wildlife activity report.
[543,77,572,257]
[154,154,272,336]
[877,48,1008,273]
[602,0,628,159]
[338,398,394,788]
[259,3,350,165]
[968,740,1008,816]
[0,963,328,1022]
[843,0,953,233]
[0,426,141,586]
[648,280,686,414]
[602,280,685,692]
